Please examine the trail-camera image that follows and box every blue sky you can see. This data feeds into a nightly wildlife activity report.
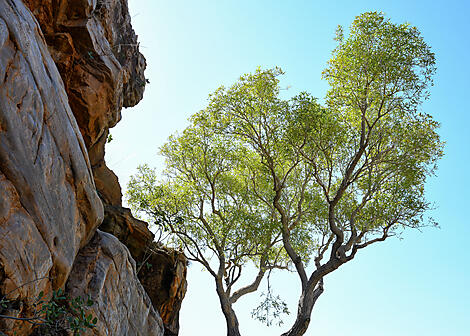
[106,1,470,335]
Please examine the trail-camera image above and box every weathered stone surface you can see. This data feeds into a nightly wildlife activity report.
[137,244,187,336]
[0,0,103,332]
[0,0,103,292]
[23,0,188,332]
[93,159,122,206]
[23,0,147,209]
[0,0,186,335]
[93,0,147,108]
[100,207,188,336]
[24,0,147,153]
[0,173,52,335]
[100,205,154,259]
[66,230,164,336]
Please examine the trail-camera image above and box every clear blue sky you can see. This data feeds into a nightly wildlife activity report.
[106,1,470,335]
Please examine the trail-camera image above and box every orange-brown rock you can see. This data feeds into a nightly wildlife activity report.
[23,0,147,154]
[23,0,146,205]
[100,205,154,259]
[93,159,122,206]
[0,0,187,334]
[66,230,164,336]
[0,0,103,332]
[137,244,187,336]
[100,206,188,336]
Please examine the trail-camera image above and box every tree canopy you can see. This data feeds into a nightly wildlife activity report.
[127,68,292,336]
[127,12,443,336]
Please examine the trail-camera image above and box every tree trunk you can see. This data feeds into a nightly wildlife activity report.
[216,279,242,336]
[281,282,323,336]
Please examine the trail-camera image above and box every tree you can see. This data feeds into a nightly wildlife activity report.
[128,11,443,336]
[277,12,442,335]
[127,71,291,336]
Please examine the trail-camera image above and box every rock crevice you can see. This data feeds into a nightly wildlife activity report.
[0,0,186,335]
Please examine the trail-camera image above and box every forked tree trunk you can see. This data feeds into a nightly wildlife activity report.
[281,283,324,336]
[216,280,242,336]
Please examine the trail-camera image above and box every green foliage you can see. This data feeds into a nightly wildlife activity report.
[127,68,296,330]
[317,11,442,234]
[127,70,292,275]
[128,12,443,332]
[0,287,96,336]
[33,289,97,335]
[324,12,436,116]
[0,298,8,310]
[251,287,290,327]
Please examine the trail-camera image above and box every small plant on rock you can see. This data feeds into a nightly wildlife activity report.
[0,283,97,336]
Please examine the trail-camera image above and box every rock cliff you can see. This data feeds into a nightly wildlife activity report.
[0,0,186,335]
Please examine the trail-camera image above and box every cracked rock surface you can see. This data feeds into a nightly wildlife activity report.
[0,0,103,333]
[66,230,164,336]
[0,0,186,335]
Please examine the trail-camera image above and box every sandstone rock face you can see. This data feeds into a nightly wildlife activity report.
[0,0,186,334]
[22,0,147,216]
[137,244,187,336]
[100,206,188,336]
[100,205,154,259]
[66,230,164,336]
[0,1,103,332]
[23,0,147,158]
[0,174,53,335]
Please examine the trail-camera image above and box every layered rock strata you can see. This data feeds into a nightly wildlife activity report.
[137,244,187,336]
[0,0,186,335]
[0,1,103,332]
[66,230,164,336]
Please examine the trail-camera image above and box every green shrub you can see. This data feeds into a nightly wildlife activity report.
[0,287,97,335]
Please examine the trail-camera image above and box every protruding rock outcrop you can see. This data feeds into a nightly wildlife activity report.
[0,0,103,332]
[66,230,164,336]
[23,0,146,156]
[0,0,186,335]
[100,208,188,336]
[137,244,187,336]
